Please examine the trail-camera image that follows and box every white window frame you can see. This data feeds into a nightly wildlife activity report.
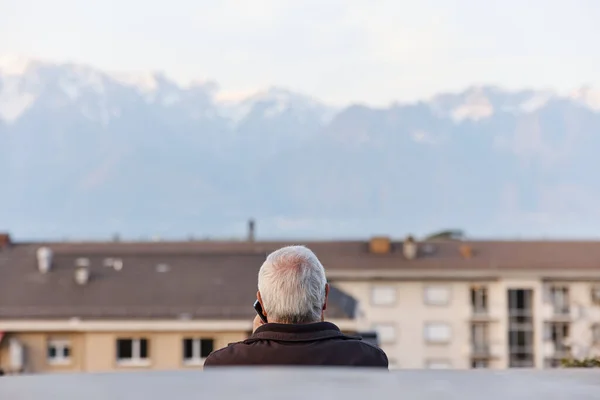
[424,322,452,344]
[425,359,452,369]
[550,286,570,315]
[47,338,72,365]
[423,285,451,306]
[183,338,213,366]
[471,286,488,314]
[372,323,397,344]
[370,286,397,306]
[116,338,150,367]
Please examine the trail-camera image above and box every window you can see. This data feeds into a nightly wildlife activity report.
[183,338,214,364]
[471,323,489,353]
[424,322,451,343]
[423,285,450,306]
[425,360,452,369]
[116,338,149,366]
[544,322,570,354]
[471,286,488,314]
[471,360,489,369]
[372,323,397,344]
[371,286,396,306]
[47,339,71,365]
[550,286,570,315]
[508,289,535,368]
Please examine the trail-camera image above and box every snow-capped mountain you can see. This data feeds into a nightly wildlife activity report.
[2,57,600,240]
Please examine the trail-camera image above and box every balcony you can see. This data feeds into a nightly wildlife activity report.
[542,303,574,321]
[470,308,499,322]
[471,344,491,358]
[469,343,501,359]
[542,342,571,360]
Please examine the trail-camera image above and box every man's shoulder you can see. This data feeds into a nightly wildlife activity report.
[338,336,389,363]
[203,340,247,367]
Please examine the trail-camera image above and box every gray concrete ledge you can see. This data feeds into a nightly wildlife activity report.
[1,369,600,400]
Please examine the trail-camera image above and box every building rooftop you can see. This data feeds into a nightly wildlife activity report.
[0,241,356,320]
[2,235,600,320]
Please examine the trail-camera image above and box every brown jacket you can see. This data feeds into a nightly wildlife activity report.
[203,322,388,368]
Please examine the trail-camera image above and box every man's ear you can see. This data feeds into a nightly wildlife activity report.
[323,283,330,310]
[257,291,267,317]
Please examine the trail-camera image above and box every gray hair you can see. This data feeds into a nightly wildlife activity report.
[257,245,327,324]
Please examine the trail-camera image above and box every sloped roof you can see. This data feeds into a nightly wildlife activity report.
[0,243,355,320]
[2,238,600,320]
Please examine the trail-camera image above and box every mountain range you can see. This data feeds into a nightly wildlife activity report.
[2,56,600,240]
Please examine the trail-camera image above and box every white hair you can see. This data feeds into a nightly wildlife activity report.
[258,245,327,324]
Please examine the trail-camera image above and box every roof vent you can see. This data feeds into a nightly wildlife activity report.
[369,237,391,254]
[156,263,170,273]
[74,267,90,285]
[36,247,53,273]
[403,236,418,260]
[75,258,90,268]
[113,259,123,271]
[103,258,114,267]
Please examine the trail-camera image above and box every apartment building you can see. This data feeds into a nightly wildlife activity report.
[1,232,600,373]
[331,237,600,369]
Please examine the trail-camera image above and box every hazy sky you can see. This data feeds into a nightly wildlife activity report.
[1,0,599,105]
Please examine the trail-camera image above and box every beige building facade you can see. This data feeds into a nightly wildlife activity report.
[0,319,356,374]
[335,274,600,370]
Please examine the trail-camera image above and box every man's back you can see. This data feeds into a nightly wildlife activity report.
[204,322,388,368]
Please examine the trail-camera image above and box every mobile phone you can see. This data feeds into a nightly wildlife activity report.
[253,299,268,323]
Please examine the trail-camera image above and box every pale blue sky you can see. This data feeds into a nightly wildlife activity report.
[1,0,599,105]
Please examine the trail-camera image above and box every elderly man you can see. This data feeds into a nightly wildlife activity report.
[203,245,388,368]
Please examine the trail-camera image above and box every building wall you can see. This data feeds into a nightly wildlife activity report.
[0,330,248,374]
[335,276,600,370]
[335,280,473,369]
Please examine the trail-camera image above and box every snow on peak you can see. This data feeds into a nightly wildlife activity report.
[216,86,330,124]
[110,71,160,93]
[569,86,600,111]
[0,54,34,76]
[0,55,38,123]
[451,88,494,122]
[519,92,554,113]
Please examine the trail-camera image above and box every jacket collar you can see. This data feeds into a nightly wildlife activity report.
[245,321,361,343]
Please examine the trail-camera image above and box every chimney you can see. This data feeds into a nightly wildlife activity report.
[36,247,53,273]
[403,235,418,260]
[459,244,473,259]
[369,237,391,254]
[74,267,90,285]
[248,219,256,242]
[0,233,11,249]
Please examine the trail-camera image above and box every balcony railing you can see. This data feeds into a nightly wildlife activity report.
[471,343,492,357]
[472,307,488,316]
[552,305,570,316]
